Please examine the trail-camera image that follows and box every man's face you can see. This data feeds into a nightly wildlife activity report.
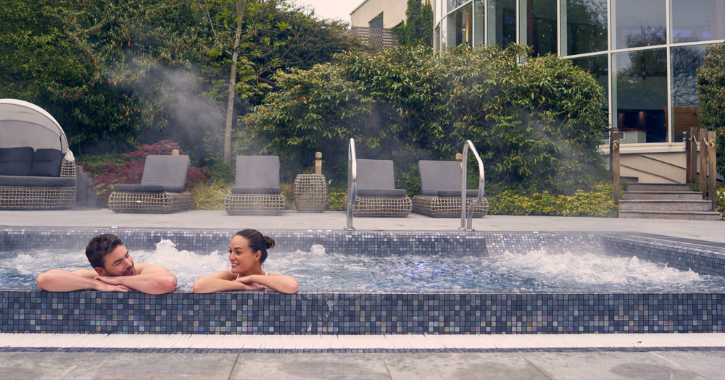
[95,244,136,276]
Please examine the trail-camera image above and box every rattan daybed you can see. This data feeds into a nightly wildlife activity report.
[412,160,489,218]
[0,99,77,210]
[108,155,193,213]
[224,156,285,215]
[343,159,412,217]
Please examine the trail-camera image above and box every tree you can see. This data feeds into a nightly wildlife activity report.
[398,0,433,48]
[696,43,725,175]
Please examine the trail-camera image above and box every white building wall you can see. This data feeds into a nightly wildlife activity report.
[350,0,409,28]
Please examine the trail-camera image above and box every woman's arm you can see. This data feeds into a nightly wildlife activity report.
[36,269,130,292]
[235,273,299,294]
[192,270,266,293]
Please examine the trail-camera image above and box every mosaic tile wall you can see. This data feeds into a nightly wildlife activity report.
[604,235,725,277]
[2,290,722,335]
[0,228,487,256]
[483,232,607,255]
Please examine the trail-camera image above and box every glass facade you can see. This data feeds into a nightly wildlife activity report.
[433,0,725,146]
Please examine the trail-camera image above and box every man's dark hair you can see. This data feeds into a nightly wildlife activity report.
[85,234,124,268]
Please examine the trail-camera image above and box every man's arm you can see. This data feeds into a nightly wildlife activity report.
[36,269,129,292]
[95,264,177,294]
[192,270,266,293]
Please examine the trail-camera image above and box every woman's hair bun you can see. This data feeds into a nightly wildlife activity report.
[264,236,276,249]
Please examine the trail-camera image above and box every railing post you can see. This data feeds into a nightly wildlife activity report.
[689,127,698,184]
[700,128,708,199]
[611,129,620,205]
[459,140,484,231]
[345,139,357,231]
[708,130,717,210]
[684,131,690,183]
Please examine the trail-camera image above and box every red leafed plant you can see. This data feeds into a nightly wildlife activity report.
[84,140,208,207]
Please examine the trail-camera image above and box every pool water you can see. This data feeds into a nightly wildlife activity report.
[3,239,725,292]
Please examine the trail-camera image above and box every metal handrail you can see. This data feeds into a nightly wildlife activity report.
[345,138,357,230]
[460,140,485,231]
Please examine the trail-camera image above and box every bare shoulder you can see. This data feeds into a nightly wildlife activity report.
[135,263,171,274]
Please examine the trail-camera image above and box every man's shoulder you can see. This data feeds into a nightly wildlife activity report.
[135,263,170,274]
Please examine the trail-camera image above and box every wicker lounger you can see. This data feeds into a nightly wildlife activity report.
[412,160,489,218]
[108,155,193,214]
[224,156,285,215]
[344,159,412,217]
[0,158,77,210]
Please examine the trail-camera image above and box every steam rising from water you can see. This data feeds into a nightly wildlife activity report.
[2,239,724,292]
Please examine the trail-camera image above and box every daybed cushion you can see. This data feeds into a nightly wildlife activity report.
[419,160,479,196]
[231,186,281,194]
[30,149,64,177]
[356,159,398,190]
[357,189,407,197]
[0,175,76,187]
[113,184,165,193]
[235,156,280,188]
[139,155,190,193]
[0,147,34,176]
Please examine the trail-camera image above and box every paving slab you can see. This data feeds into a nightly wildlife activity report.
[64,352,239,380]
[651,350,725,380]
[382,352,548,380]
[520,351,705,380]
[229,353,390,380]
[0,352,94,380]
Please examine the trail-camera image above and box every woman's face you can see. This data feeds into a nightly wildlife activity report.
[228,235,261,274]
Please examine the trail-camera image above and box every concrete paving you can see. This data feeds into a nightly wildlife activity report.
[1,351,723,379]
[1,209,723,243]
[1,209,724,379]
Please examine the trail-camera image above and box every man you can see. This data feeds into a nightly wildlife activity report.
[36,234,177,294]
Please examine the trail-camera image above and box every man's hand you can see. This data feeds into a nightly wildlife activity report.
[93,280,130,292]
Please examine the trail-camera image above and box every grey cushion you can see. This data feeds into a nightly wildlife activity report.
[0,147,34,176]
[437,190,480,197]
[113,184,165,193]
[231,186,281,194]
[419,160,479,196]
[356,159,396,190]
[235,156,280,188]
[139,155,190,192]
[357,189,407,197]
[29,149,64,177]
[0,175,76,187]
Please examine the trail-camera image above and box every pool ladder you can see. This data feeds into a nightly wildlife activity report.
[345,138,484,232]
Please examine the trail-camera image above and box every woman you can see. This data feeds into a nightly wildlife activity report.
[192,229,298,294]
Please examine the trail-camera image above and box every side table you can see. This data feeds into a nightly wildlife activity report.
[294,174,327,212]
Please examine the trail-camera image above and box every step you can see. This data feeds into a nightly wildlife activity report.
[623,191,704,201]
[619,210,722,220]
[626,183,691,192]
[619,200,714,212]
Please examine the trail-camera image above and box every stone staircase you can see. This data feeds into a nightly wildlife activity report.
[619,183,721,220]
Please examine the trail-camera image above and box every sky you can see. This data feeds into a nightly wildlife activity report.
[292,0,363,24]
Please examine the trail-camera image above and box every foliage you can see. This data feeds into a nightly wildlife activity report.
[696,43,725,176]
[400,0,433,48]
[83,141,208,206]
[326,187,346,211]
[488,183,619,217]
[717,185,724,214]
[281,183,294,210]
[190,181,231,210]
[243,44,609,195]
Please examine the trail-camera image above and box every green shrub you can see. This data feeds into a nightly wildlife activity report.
[282,183,295,210]
[488,183,618,217]
[326,187,346,211]
[696,43,725,176]
[190,181,231,210]
[242,44,609,195]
